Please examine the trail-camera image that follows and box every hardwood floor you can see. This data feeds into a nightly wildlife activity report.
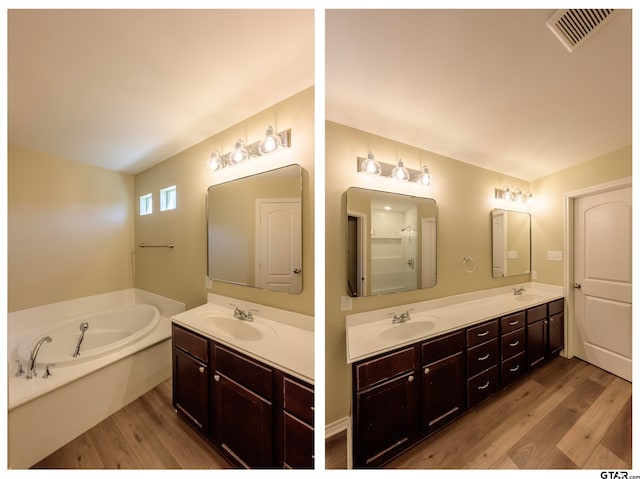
[326,357,632,469]
[33,379,232,469]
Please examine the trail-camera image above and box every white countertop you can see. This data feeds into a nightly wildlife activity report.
[346,283,563,363]
[171,298,314,384]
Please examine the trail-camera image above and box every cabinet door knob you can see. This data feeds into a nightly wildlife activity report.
[198,366,205,373]
[424,367,430,375]
[408,375,414,382]
[214,374,220,382]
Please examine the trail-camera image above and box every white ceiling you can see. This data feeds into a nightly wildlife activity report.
[326,9,632,181]
[8,9,314,175]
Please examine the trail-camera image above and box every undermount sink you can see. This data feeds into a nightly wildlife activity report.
[514,294,544,302]
[377,318,437,341]
[199,315,273,341]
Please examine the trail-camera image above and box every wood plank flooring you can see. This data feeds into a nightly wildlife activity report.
[325,357,632,469]
[33,379,232,469]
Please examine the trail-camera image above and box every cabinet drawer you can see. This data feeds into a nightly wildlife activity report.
[548,299,564,316]
[467,338,498,377]
[526,304,547,324]
[173,324,208,363]
[421,330,465,365]
[213,344,273,401]
[283,412,314,469]
[500,311,525,334]
[501,352,526,387]
[355,346,416,391]
[468,365,499,408]
[501,328,525,359]
[467,320,498,348]
[284,377,314,425]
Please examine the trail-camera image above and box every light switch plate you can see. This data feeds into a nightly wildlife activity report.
[547,251,563,262]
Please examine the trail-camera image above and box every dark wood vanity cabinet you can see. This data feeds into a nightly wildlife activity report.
[171,324,314,469]
[353,346,420,468]
[351,297,565,468]
[172,325,210,436]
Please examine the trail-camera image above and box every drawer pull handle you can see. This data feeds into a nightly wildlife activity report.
[509,365,520,373]
[477,330,490,337]
[214,374,220,382]
[509,340,519,347]
[478,353,490,361]
[478,381,490,390]
[424,367,430,374]
[198,366,205,374]
[509,320,519,326]
[408,375,414,382]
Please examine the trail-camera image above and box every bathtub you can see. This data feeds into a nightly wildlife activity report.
[16,304,160,367]
[8,288,184,469]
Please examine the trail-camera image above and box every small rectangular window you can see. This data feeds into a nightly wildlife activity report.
[160,185,177,211]
[140,193,152,215]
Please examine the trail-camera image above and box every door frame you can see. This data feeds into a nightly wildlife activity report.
[562,176,632,360]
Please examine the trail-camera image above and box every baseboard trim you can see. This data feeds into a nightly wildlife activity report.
[325,416,352,469]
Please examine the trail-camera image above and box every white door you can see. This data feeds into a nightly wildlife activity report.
[256,199,302,293]
[573,186,632,381]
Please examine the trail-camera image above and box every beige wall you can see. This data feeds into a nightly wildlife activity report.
[8,145,135,312]
[325,121,531,424]
[531,145,632,285]
[134,87,314,314]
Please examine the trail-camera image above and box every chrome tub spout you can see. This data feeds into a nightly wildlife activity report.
[27,336,52,379]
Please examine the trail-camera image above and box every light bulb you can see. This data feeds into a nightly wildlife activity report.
[258,125,282,154]
[514,188,525,203]
[416,165,431,185]
[360,152,381,175]
[502,186,513,201]
[229,139,249,164]
[207,150,224,171]
[391,159,410,181]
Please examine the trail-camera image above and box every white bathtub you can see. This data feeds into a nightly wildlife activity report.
[16,304,160,367]
[8,289,184,469]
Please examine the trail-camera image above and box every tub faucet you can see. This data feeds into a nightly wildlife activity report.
[390,309,414,324]
[27,336,52,379]
[73,322,89,357]
[513,287,526,296]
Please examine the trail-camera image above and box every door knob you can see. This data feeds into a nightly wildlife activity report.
[293,268,301,274]
[574,283,582,289]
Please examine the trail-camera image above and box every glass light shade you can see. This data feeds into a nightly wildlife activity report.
[391,159,410,181]
[229,139,249,164]
[360,152,381,175]
[514,188,525,203]
[501,186,513,201]
[207,150,224,171]
[416,165,431,185]
[258,125,282,154]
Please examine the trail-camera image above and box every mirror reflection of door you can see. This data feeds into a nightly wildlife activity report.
[347,213,366,297]
[256,199,301,293]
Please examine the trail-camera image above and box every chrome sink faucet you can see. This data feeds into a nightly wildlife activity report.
[390,309,414,324]
[513,287,526,296]
[231,304,256,322]
[27,336,52,379]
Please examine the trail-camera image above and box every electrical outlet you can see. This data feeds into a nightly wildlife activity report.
[547,251,563,262]
[531,271,538,280]
[341,296,353,311]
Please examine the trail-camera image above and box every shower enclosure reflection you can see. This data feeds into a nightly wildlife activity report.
[346,187,437,297]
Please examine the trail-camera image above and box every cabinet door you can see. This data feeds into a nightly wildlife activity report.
[422,352,465,431]
[213,373,274,468]
[354,372,418,467]
[548,312,564,356]
[172,347,209,436]
[283,412,313,468]
[527,319,547,369]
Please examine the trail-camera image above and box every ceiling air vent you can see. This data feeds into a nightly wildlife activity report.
[546,9,619,52]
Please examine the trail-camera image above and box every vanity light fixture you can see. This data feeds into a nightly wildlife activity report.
[357,152,432,187]
[206,126,291,171]
[495,186,533,204]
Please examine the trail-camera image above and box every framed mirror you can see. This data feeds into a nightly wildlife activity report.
[347,187,437,297]
[207,164,302,294]
[491,209,531,278]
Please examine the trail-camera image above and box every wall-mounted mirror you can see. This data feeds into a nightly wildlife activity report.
[491,209,531,278]
[207,164,302,294]
[346,187,437,297]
